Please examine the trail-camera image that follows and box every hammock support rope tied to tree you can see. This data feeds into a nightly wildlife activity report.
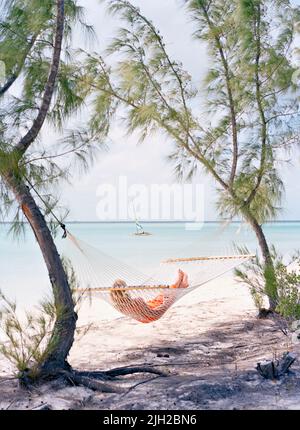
[63,232,255,324]
[24,137,255,324]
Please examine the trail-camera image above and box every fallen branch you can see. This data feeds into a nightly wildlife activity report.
[256,352,296,379]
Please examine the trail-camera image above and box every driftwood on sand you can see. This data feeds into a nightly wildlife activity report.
[256,352,296,380]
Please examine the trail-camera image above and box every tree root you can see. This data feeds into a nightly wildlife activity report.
[71,374,123,393]
[17,362,168,394]
[258,308,274,319]
[76,366,167,379]
[69,366,168,393]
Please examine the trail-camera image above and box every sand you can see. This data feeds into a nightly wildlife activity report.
[1,274,300,410]
[70,274,258,368]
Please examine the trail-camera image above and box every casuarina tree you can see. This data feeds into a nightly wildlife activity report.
[0,0,165,387]
[81,0,300,311]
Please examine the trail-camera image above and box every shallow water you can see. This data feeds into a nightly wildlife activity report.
[0,221,299,308]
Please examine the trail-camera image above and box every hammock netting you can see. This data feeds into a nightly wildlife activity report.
[62,232,254,323]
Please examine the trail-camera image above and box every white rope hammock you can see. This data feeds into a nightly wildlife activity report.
[63,232,254,323]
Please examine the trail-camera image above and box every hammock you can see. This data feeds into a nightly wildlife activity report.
[63,232,254,323]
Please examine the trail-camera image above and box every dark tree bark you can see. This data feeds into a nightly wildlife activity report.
[200,4,238,186]
[256,352,296,379]
[3,177,168,390]
[244,210,278,311]
[5,174,77,378]
[0,0,171,390]
[0,0,79,380]
[15,0,65,158]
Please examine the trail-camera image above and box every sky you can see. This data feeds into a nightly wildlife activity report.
[46,0,300,222]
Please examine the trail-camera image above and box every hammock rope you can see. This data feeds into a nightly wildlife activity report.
[25,176,254,324]
[62,231,255,323]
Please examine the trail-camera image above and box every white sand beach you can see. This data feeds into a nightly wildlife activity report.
[70,275,258,369]
[1,273,299,410]
[1,0,300,414]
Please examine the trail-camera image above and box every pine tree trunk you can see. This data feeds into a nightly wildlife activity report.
[5,174,77,378]
[244,211,277,311]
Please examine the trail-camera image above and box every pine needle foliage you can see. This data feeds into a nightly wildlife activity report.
[236,247,300,321]
[90,0,300,226]
[83,0,300,309]
[0,1,108,233]
[0,258,85,377]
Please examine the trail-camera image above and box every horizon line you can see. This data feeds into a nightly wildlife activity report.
[1,220,300,224]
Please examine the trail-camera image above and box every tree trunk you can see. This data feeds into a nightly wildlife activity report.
[5,174,77,378]
[244,211,278,311]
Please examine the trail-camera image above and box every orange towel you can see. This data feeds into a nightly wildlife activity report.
[111,278,186,324]
[146,282,178,310]
[146,293,164,309]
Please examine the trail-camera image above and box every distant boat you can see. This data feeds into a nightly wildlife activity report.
[130,200,151,236]
[133,218,151,236]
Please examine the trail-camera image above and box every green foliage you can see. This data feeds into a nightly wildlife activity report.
[236,247,300,321]
[92,0,300,230]
[90,1,197,148]
[275,261,300,320]
[235,249,267,305]
[0,289,57,374]
[0,257,85,376]
[1,0,298,238]
[0,1,108,235]
[81,1,300,313]
[0,1,104,377]
[264,259,278,304]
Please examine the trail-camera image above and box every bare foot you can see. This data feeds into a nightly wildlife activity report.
[181,271,189,289]
[173,269,184,288]
[173,269,189,288]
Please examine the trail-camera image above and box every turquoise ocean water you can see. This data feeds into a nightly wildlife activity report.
[0,221,299,308]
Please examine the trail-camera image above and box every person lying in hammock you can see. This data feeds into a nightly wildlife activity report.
[110,269,189,323]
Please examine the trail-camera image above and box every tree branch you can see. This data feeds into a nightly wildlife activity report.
[245,4,267,206]
[95,54,230,191]
[133,43,202,153]
[200,4,239,187]
[266,110,300,124]
[156,116,230,190]
[13,0,65,158]
[21,141,91,166]
[0,33,38,97]
[123,1,193,136]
